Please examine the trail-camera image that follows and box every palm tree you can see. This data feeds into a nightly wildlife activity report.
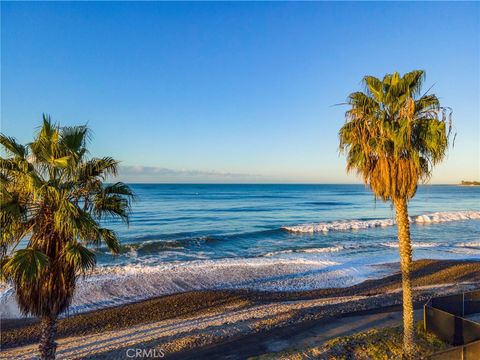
[0,115,134,360]
[338,70,452,357]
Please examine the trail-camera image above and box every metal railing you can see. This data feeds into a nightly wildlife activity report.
[428,340,480,360]
[425,290,480,359]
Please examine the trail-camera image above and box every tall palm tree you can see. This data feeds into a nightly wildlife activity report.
[0,115,134,360]
[338,70,452,357]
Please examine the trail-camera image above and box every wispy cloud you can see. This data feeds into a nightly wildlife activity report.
[117,165,263,183]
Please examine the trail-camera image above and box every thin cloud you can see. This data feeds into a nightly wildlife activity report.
[117,165,262,183]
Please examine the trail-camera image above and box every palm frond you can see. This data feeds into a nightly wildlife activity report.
[100,228,120,254]
[78,157,119,181]
[2,249,49,284]
[1,115,133,319]
[60,125,90,154]
[62,242,96,272]
[0,135,27,158]
[339,70,452,201]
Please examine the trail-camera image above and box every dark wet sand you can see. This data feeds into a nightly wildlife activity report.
[2,259,479,351]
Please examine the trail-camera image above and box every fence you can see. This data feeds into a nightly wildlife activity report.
[425,290,480,359]
[428,340,480,360]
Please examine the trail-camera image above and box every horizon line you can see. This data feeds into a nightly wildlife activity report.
[116,182,466,186]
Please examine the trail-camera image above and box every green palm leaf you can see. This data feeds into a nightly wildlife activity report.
[2,249,49,284]
[0,135,27,158]
[100,228,120,254]
[338,71,453,357]
[62,242,96,272]
[0,115,133,319]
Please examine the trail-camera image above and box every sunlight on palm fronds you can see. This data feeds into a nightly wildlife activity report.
[338,71,453,358]
[0,114,134,319]
[339,70,453,202]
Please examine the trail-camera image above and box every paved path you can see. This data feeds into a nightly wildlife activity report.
[175,308,424,360]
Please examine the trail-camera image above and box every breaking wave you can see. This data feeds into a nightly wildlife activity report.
[0,257,370,319]
[456,241,480,248]
[380,242,439,248]
[283,211,480,233]
[264,245,361,256]
[449,241,480,255]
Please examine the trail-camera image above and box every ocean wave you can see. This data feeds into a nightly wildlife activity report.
[126,232,217,243]
[264,245,361,256]
[445,242,480,256]
[414,211,480,223]
[121,239,183,252]
[305,201,353,206]
[0,257,370,319]
[206,207,273,213]
[112,235,223,257]
[119,237,211,254]
[380,242,439,248]
[113,229,283,255]
[456,241,480,248]
[283,211,480,233]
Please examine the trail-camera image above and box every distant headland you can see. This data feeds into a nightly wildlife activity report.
[460,180,480,186]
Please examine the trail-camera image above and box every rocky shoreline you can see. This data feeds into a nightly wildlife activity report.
[1,259,479,359]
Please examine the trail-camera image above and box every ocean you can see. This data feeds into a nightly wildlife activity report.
[1,184,479,318]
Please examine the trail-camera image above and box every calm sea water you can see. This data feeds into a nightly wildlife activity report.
[2,184,479,317]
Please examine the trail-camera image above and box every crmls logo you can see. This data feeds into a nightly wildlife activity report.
[126,348,166,358]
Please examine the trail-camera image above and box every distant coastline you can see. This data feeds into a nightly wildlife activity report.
[460,180,480,186]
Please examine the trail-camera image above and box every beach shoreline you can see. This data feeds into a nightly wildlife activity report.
[2,259,479,359]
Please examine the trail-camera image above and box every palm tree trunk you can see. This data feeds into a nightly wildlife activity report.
[39,315,57,360]
[394,198,415,358]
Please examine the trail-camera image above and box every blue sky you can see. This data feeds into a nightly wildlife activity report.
[1,2,479,183]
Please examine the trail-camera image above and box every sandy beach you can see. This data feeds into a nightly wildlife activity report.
[2,259,479,359]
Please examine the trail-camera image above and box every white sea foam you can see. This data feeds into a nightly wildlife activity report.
[1,257,370,319]
[264,245,360,256]
[456,241,480,248]
[283,211,480,233]
[300,246,356,253]
[380,242,439,248]
[446,241,480,256]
